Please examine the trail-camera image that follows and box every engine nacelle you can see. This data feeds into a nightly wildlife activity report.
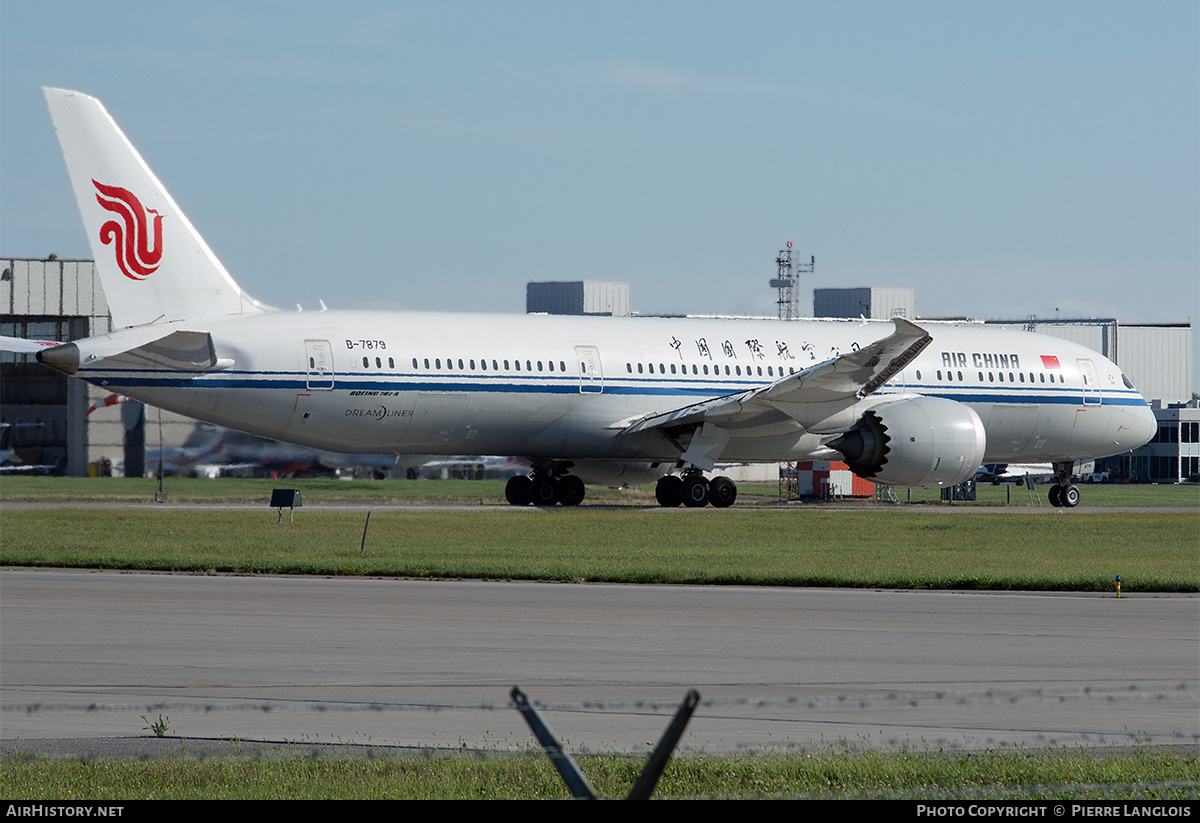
[829,396,986,488]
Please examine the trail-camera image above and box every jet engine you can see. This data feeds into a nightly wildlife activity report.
[829,396,986,488]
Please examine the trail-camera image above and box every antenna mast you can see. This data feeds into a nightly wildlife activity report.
[769,241,814,321]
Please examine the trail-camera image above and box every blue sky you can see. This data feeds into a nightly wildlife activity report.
[2,1,1196,334]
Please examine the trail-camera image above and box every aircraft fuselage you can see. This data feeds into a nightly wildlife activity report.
[68,309,1155,468]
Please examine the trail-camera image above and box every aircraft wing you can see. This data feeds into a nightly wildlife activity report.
[620,318,932,469]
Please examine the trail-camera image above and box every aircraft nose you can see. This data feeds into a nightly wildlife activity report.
[1125,402,1158,450]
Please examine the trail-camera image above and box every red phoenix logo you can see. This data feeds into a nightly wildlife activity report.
[92,180,164,280]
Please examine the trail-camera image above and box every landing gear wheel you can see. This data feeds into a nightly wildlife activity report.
[1060,484,1080,508]
[556,475,586,506]
[1048,484,1063,507]
[505,475,532,506]
[655,475,684,507]
[530,477,559,506]
[708,475,737,508]
[682,475,710,508]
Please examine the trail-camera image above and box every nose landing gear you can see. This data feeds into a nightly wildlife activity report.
[1048,482,1081,508]
[1048,461,1082,508]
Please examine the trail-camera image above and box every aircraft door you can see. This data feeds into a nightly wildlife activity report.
[305,339,335,390]
[576,346,603,394]
[1077,358,1101,406]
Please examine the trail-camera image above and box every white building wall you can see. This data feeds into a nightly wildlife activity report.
[1118,325,1193,406]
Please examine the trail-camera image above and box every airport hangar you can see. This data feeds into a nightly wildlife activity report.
[2,258,1195,484]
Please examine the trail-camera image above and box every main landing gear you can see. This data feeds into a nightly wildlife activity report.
[505,469,586,507]
[654,472,738,508]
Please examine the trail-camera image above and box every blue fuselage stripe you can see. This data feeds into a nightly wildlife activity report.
[81,369,1151,407]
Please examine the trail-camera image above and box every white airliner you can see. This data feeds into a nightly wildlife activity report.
[2,88,1158,508]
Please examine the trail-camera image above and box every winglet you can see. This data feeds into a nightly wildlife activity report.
[857,317,932,397]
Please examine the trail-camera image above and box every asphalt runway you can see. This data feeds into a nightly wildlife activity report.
[2,568,1196,756]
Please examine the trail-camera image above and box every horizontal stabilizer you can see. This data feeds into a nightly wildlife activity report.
[98,330,231,372]
[35,330,233,376]
[0,335,60,354]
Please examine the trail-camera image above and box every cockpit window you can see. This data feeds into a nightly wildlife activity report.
[1122,373,1136,390]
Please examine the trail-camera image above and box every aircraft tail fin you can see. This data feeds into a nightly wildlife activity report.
[43,88,269,329]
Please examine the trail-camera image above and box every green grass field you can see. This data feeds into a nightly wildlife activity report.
[2,506,1197,591]
[2,476,1196,591]
[3,474,1200,507]
[1,748,1196,800]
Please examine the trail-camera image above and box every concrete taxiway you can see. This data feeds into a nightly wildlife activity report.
[1,569,1196,755]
